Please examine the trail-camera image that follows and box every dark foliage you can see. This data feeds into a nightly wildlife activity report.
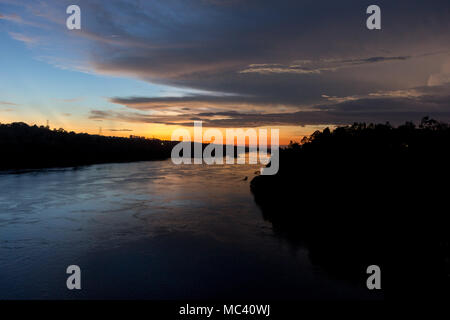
[251,117,450,299]
[0,122,178,170]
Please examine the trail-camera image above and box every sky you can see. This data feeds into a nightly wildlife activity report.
[1,0,449,144]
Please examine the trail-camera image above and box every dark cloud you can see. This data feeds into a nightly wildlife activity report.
[90,84,450,127]
[108,95,254,109]
[85,0,450,104]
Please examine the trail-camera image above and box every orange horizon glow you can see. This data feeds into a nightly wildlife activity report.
[0,115,328,146]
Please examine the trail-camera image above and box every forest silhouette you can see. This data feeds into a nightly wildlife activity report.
[0,122,244,170]
[251,117,449,299]
[0,122,177,170]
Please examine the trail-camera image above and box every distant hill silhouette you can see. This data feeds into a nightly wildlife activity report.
[251,117,449,300]
[0,122,177,170]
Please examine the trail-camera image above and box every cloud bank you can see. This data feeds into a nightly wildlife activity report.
[3,0,450,128]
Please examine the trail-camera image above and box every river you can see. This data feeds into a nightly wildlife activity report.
[0,159,378,299]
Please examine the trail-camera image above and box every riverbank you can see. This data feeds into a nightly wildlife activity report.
[0,122,177,170]
[0,122,251,171]
[250,118,450,299]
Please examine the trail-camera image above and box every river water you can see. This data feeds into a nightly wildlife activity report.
[0,159,377,299]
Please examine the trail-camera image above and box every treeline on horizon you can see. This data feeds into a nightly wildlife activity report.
[252,116,450,216]
[0,122,249,170]
[0,122,178,170]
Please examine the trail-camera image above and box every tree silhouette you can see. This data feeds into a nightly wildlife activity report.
[251,117,449,299]
[0,122,177,170]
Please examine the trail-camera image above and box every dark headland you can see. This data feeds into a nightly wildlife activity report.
[251,117,449,299]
